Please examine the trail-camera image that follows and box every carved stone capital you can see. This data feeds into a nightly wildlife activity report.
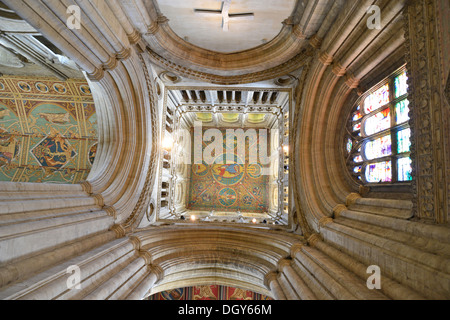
[309,34,323,49]
[359,185,371,196]
[146,15,169,35]
[290,243,304,257]
[318,51,333,65]
[116,48,131,60]
[149,264,165,283]
[346,193,361,206]
[307,233,321,247]
[333,204,348,219]
[80,181,93,194]
[103,206,117,219]
[139,251,152,265]
[110,224,126,238]
[129,236,142,251]
[87,67,105,82]
[292,25,306,40]
[345,73,360,88]
[332,61,346,77]
[92,194,105,206]
[103,56,118,71]
[128,29,142,45]
[277,258,292,271]
[264,271,280,288]
[318,216,333,228]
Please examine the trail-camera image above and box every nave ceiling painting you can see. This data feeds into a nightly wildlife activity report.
[0,75,97,184]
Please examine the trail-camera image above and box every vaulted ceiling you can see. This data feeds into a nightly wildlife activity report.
[156,0,297,53]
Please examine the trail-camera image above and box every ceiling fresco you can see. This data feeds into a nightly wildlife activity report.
[187,127,270,214]
[0,75,97,184]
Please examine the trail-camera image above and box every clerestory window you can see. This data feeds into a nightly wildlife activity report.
[345,66,412,184]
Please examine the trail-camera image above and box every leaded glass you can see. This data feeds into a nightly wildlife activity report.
[353,111,362,121]
[397,128,411,153]
[347,68,410,184]
[365,161,392,183]
[353,155,363,163]
[398,157,412,181]
[364,84,389,114]
[364,108,390,136]
[346,138,352,154]
[364,135,392,160]
[395,99,410,124]
[395,72,408,98]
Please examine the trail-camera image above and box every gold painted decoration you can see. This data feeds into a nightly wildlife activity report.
[0,75,97,184]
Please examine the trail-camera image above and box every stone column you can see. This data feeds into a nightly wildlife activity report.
[125,265,164,300]
[277,270,300,300]
[284,246,317,300]
[264,272,287,300]
[0,181,116,288]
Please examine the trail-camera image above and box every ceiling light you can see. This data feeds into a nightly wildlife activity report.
[162,136,174,150]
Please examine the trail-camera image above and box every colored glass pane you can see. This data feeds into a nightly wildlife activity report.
[364,84,390,114]
[395,99,410,124]
[364,135,392,160]
[364,108,390,136]
[353,166,362,174]
[397,128,411,153]
[395,72,408,98]
[354,155,363,163]
[398,157,412,181]
[353,111,362,121]
[353,122,361,131]
[365,161,392,183]
[346,138,352,153]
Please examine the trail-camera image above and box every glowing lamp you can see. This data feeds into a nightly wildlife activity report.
[162,136,174,150]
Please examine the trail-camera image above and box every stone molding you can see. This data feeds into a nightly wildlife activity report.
[405,0,449,223]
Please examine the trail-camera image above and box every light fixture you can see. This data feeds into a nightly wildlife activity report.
[252,218,257,224]
[190,215,196,222]
[162,136,174,151]
[283,145,289,153]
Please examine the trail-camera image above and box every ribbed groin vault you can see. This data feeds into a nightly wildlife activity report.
[0,0,449,300]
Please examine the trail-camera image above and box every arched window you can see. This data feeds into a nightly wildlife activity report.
[345,66,412,184]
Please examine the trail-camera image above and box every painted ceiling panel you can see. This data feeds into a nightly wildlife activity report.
[187,127,270,214]
[148,285,273,300]
[0,75,97,184]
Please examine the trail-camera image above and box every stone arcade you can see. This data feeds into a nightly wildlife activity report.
[0,0,449,300]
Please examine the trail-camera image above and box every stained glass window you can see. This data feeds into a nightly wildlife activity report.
[394,72,408,98]
[364,135,392,160]
[365,161,392,183]
[364,108,390,136]
[363,84,389,114]
[346,67,411,184]
[395,99,410,124]
[353,111,362,121]
[398,157,412,181]
[346,138,353,154]
[397,128,411,153]
[354,155,363,163]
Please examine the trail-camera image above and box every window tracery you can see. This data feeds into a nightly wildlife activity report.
[345,66,412,184]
